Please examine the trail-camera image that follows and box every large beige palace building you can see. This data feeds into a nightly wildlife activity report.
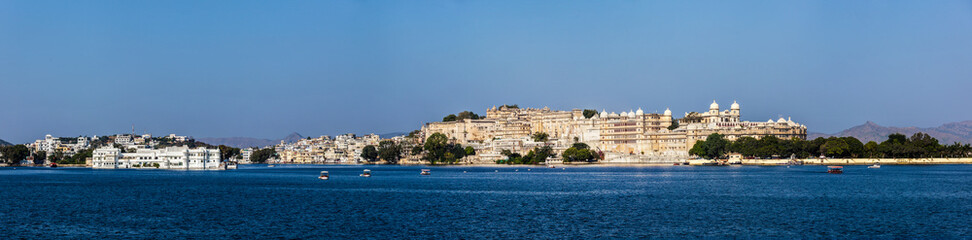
[421,101,806,163]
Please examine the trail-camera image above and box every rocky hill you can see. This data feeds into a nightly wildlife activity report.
[808,121,972,144]
[0,138,12,146]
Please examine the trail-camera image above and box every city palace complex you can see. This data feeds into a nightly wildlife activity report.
[417,101,807,163]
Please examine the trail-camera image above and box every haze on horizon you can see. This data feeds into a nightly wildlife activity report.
[2,1,971,144]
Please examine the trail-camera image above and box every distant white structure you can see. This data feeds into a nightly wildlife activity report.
[30,134,90,155]
[91,146,222,170]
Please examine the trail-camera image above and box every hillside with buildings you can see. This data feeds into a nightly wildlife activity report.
[809,121,972,144]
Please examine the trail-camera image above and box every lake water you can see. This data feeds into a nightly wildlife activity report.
[1,165,970,239]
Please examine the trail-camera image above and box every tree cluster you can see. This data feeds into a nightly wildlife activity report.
[249,148,277,163]
[421,133,469,164]
[443,111,486,122]
[218,145,242,161]
[582,109,597,119]
[668,119,679,130]
[689,132,972,159]
[497,146,555,165]
[362,140,406,164]
[57,148,93,164]
[531,132,549,142]
[562,143,600,162]
[0,145,30,165]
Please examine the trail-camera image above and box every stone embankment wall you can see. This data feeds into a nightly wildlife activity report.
[742,158,972,165]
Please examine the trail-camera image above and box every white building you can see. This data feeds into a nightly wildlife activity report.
[91,146,222,170]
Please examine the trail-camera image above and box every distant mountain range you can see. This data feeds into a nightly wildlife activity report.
[809,121,972,144]
[198,132,304,148]
[198,132,409,148]
[0,138,12,146]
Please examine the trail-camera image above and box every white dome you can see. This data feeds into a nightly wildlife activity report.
[627,110,635,118]
[610,112,618,117]
[778,117,787,123]
[600,109,608,118]
[731,101,740,110]
[767,119,775,123]
[664,108,671,116]
[636,108,644,115]
[710,100,719,110]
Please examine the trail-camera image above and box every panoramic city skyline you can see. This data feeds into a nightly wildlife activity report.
[3,1,972,143]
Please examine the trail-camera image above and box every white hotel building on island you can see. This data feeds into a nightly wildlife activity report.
[91,146,222,170]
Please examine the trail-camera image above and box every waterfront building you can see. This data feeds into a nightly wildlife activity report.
[91,146,221,170]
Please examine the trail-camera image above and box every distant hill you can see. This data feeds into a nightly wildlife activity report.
[198,132,304,148]
[196,137,278,148]
[808,121,972,144]
[0,138,12,146]
[280,132,304,143]
[378,132,407,139]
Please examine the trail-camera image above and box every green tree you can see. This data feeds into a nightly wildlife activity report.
[442,114,457,122]
[218,145,241,161]
[582,109,597,119]
[33,150,47,165]
[864,141,879,158]
[572,142,589,150]
[1,145,30,165]
[464,146,476,156]
[250,148,276,163]
[842,137,864,158]
[423,133,450,164]
[361,145,379,162]
[689,133,729,159]
[820,137,849,158]
[668,118,679,130]
[531,132,549,142]
[456,111,483,120]
[563,146,597,162]
[377,140,402,164]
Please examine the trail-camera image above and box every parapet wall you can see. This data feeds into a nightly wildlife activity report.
[743,158,972,166]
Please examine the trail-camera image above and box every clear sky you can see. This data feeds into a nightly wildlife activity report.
[2,1,971,143]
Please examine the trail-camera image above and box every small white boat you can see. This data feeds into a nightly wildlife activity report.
[268,164,275,168]
[318,171,329,180]
[548,165,556,168]
[868,164,881,169]
[420,169,431,175]
[360,169,372,177]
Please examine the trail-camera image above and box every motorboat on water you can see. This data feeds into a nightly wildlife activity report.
[868,164,881,169]
[548,165,556,168]
[827,166,843,174]
[50,163,58,168]
[319,171,329,180]
[420,169,431,175]
[268,164,275,168]
[360,169,372,177]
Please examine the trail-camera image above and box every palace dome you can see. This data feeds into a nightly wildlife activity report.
[636,108,644,115]
[710,100,719,110]
[664,108,671,115]
[600,109,608,118]
[731,101,740,110]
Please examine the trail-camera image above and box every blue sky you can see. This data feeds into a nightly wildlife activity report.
[2,1,971,143]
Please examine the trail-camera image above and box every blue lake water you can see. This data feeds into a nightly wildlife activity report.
[1,165,970,239]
